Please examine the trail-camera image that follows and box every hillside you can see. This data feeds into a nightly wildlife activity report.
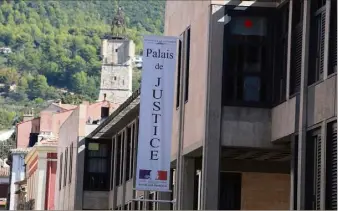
[0,0,164,130]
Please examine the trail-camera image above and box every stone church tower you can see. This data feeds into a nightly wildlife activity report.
[98,37,135,103]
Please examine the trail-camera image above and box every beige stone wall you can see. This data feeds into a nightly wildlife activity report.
[241,172,290,210]
[99,39,134,103]
[165,0,211,158]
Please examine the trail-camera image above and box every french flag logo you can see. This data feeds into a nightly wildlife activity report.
[156,170,167,181]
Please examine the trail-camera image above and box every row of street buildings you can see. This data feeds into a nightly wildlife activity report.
[4,0,338,210]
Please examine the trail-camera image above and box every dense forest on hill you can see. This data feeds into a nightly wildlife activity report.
[0,0,164,130]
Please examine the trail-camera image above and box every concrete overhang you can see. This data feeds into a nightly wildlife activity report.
[211,0,286,8]
[87,88,141,140]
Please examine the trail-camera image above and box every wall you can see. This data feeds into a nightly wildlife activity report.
[55,107,80,210]
[16,121,32,148]
[99,65,133,103]
[221,107,273,148]
[271,97,297,141]
[56,104,89,210]
[241,172,290,210]
[9,153,26,210]
[165,0,210,158]
[307,75,337,126]
[52,110,73,137]
[99,39,134,103]
[45,153,57,210]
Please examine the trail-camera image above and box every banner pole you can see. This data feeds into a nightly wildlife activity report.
[174,35,187,210]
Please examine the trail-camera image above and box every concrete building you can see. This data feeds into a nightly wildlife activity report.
[164,0,337,210]
[98,36,135,104]
[68,0,337,210]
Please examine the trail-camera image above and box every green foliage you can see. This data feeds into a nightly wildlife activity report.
[60,92,93,105]
[0,0,163,102]
[0,133,16,159]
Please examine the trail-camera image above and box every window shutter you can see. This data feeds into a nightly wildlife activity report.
[330,0,337,74]
[319,12,326,77]
[290,24,303,94]
[326,122,337,210]
[314,135,322,209]
[331,123,337,209]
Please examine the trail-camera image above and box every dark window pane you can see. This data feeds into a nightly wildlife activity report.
[243,76,261,102]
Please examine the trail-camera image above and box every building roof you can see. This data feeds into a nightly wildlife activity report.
[52,103,78,111]
[10,148,31,154]
[0,167,10,177]
[87,88,140,139]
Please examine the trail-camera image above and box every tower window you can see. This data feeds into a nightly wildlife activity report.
[115,49,118,52]
[114,76,117,80]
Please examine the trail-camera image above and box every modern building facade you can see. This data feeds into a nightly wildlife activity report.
[69,0,337,210]
[164,0,337,210]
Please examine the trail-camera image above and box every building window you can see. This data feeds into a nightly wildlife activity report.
[290,0,304,95]
[101,107,109,118]
[329,0,337,75]
[115,134,121,186]
[308,0,326,85]
[64,147,68,187]
[120,131,124,185]
[185,27,191,103]
[129,123,135,179]
[110,137,115,190]
[126,126,132,181]
[176,39,182,108]
[69,143,73,184]
[223,16,270,105]
[326,122,337,210]
[273,3,289,104]
[59,153,63,190]
[305,129,322,209]
[85,141,110,191]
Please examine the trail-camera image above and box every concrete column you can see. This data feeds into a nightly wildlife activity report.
[323,0,331,79]
[289,136,296,210]
[286,0,294,100]
[297,0,311,209]
[111,136,118,209]
[181,157,195,210]
[121,129,128,207]
[320,120,327,209]
[36,152,47,210]
[143,191,149,210]
[200,4,223,210]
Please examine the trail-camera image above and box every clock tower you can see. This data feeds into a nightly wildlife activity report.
[98,37,135,104]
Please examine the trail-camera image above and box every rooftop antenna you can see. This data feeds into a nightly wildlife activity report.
[111,0,126,39]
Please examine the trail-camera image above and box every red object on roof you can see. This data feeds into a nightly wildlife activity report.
[244,19,253,28]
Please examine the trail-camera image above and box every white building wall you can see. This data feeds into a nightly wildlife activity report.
[9,153,26,210]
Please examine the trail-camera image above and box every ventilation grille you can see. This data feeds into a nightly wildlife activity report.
[290,23,303,95]
[315,135,322,210]
[330,1,337,74]
[319,12,326,77]
[332,123,337,209]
